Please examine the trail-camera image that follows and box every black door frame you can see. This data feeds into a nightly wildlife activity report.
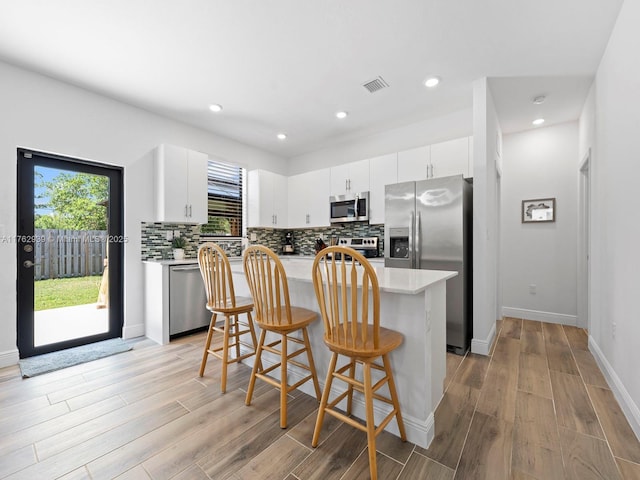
[16,148,124,358]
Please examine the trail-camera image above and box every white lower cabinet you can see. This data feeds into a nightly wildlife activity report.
[288,168,330,227]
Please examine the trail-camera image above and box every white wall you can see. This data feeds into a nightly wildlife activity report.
[579,0,640,437]
[287,108,472,175]
[471,78,501,355]
[500,122,578,324]
[0,61,286,366]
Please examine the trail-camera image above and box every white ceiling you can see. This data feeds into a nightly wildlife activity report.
[0,0,623,158]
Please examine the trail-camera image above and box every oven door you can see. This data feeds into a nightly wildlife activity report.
[330,192,369,223]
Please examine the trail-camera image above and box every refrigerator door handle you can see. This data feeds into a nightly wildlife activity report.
[415,211,421,269]
[409,211,415,268]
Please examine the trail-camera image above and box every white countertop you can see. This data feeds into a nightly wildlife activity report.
[230,257,456,295]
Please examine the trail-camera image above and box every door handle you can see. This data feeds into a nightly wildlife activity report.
[188,205,192,217]
[23,260,35,268]
[416,211,421,270]
[409,212,414,268]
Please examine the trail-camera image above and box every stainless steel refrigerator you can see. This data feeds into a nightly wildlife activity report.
[384,175,472,354]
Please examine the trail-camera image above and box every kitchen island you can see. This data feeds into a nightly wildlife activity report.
[228,257,456,449]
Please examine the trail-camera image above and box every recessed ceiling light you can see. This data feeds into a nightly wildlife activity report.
[532,118,545,126]
[336,111,348,119]
[424,76,441,88]
[532,95,546,105]
[209,104,223,112]
[277,133,287,140]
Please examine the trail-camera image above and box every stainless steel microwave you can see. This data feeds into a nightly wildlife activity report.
[329,191,369,223]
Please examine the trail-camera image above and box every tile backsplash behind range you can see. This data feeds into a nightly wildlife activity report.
[248,222,385,257]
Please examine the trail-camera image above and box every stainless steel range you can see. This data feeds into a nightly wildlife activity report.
[334,236,379,259]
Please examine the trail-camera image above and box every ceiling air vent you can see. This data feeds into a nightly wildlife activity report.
[362,76,389,93]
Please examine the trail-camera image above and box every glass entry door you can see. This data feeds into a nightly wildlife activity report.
[16,149,124,358]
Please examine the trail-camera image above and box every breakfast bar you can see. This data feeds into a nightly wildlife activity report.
[229,258,456,449]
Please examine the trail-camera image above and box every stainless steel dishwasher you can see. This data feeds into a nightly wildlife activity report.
[169,264,211,337]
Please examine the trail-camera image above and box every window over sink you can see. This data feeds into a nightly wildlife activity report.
[200,159,244,237]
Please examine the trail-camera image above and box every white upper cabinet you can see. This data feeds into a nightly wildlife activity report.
[368,153,397,224]
[247,170,288,228]
[330,158,370,196]
[397,137,472,182]
[430,137,470,179]
[397,145,430,182]
[154,144,208,224]
[288,168,331,228]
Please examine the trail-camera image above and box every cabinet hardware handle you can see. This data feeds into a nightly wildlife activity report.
[189,205,192,217]
[345,179,348,191]
[184,205,188,217]
[275,214,277,224]
[348,179,351,190]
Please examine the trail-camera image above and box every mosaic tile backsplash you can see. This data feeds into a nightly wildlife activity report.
[247,222,385,257]
[141,222,385,260]
[141,223,242,260]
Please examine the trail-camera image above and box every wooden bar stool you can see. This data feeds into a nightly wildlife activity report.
[311,246,406,480]
[198,242,259,393]
[243,245,321,428]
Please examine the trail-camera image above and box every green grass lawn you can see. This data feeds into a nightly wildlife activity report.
[35,275,102,311]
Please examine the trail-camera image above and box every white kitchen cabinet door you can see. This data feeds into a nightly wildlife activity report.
[186,150,208,223]
[368,153,397,224]
[154,144,208,223]
[330,159,370,196]
[430,137,470,179]
[272,172,288,227]
[247,170,288,227]
[288,168,330,228]
[397,145,430,183]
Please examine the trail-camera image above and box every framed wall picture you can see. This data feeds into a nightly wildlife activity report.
[522,198,555,223]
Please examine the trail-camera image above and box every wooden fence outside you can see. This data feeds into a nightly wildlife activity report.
[34,229,107,280]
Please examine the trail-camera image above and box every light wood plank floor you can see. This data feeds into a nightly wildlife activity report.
[1,319,640,479]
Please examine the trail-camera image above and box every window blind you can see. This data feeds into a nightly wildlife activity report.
[201,159,243,236]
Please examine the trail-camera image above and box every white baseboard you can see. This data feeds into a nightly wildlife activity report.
[0,349,20,368]
[588,336,640,441]
[122,323,145,340]
[502,307,577,326]
[471,322,496,356]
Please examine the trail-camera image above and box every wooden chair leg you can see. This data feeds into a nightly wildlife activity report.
[302,327,321,401]
[383,354,406,441]
[363,361,378,480]
[234,314,241,360]
[246,329,266,406]
[246,311,262,371]
[346,358,356,415]
[220,314,231,393]
[280,333,288,428]
[312,351,338,447]
[199,313,216,377]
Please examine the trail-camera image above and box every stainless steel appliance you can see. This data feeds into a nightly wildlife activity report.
[385,175,472,354]
[334,236,379,259]
[330,191,369,223]
[169,264,210,337]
